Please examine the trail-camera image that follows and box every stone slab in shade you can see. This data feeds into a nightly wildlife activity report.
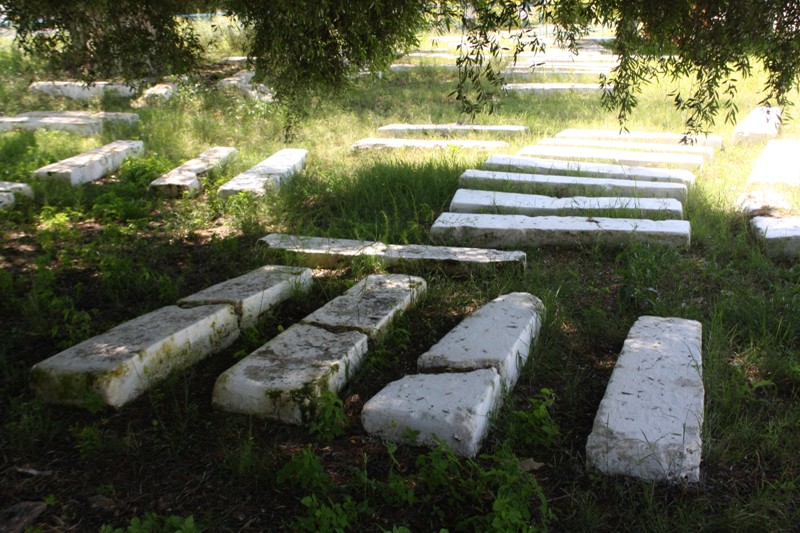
[0,192,13,210]
[417,293,544,389]
[0,180,34,198]
[460,169,688,203]
[259,233,527,269]
[351,137,509,151]
[19,110,140,124]
[746,140,800,187]
[751,216,800,259]
[0,115,102,135]
[213,324,368,423]
[450,189,684,219]
[538,137,714,160]
[361,369,503,458]
[733,106,782,144]
[303,274,426,338]
[555,128,723,148]
[586,316,703,483]
[179,265,313,329]
[377,123,528,136]
[29,81,137,99]
[430,212,691,249]
[517,144,704,170]
[217,148,307,198]
[33,140,144,185]
[504,83,608,93]
[484,155,696,187]
[30,305,240,408]
[149,146,238,197]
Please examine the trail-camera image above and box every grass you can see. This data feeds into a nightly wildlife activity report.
[1,21,800,532]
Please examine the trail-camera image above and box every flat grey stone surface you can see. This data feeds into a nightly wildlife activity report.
[460,169,688,202]
[29,81,137,99]
[33,140,144,185]
[377,123,528,136]
[746,140,800,187]
[430,212,691,248]
[259,233,526,268]
[351,138,509,151]
[751,216,800,259]
[418,293,544,389]
[217,148,307,198]
[733,106,782,143]
[504,83,608,93]
[586,316,703,483]
[0,192,13,210]
[484,155,696,186]
[361,369,503,457]
[0,180,34,198]
[179,265,312,329]
[735,190,793,217]
[538,137,714,159]
[31,305,240,408]
[0,115,102,135]
[149,146,237,197]
[517,145,704,170]
[303,274,426,338]
[19,111,140,124]
[555,128,723,148]
[213,324,368,423]
[450,189,684,219]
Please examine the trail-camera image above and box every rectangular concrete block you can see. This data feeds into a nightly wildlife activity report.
[30,305,240,408]
[0,180,34,198]
[517,145,705,170]
[18,110,140,125]
[213,324,369,423]
[751,216,800,259]
[0,115,102,135]
[745,140,800,187]
[29,81,137,99]
[217,148,307,198]
[586,316,703,482]
[460,169,688,203]
[733,106,782,144]
[361,369,503,457]
[33,140,144,185]
[351,138,509,151]
[450,189,684,219]
[179,265,312,329]
[555,128,723,148]
[303,274,426,338]
[430,212,691,249]
[538,137,714,160]
[377,124,528,136]
[149,146,237,197]
[483,155,696,187]
[0,192,14,210]
[418,293,544,389]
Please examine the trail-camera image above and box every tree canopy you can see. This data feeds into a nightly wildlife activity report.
[2,0,799,133]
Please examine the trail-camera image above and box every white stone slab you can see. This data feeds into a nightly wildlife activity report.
[19,111,140,124]
[30,305,240,408]
[33,140,144,185]
[745,140,800,187]
[361,369,503,457]
[450,189,684,219]
[0,115,102,135]
[735,190,794,217]
[217,70,255,88]
[221,56,248,66]
[418,293,544,389]
[733,106,782,144]
[29,81,137,99]
[751,216,800,259]
[213,324,369,423]
[179,265,313,329]
[483,155,696,187]
[0,180,34,198]
[586,316,703,483]
[555,128,723,148]
[217,148,307,198]
[504,83,608,93]
[430,213,691,248]
[351,138,509,151]
[460,169,688,203]
[258,233,526,269]
[303,274,426,338]
[0,192,13,210]
[538,137,714,159]
[377,124,528,136]
[149,146,238,197]
[517,145,704,170]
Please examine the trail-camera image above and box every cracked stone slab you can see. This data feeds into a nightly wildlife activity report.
[31,305,240,408]
[303,274,426,338]
[377,123,528,136]
[517,144,704,170]
[504,82,609,93]
[430,212,691,249]
[259,233,526,269]
[149,146,238,197]
[33,140,144,185]
[586,316,703,483]
[450,189,684,219]
[745,140,800,188]
[460,169,688,203]
[418,293,545,390]
[29,81,137,99]
[179,265,312,329]
[351,138,509,151]
[555,128,723,148]
[733,106,782,144]
[483,155,695,187]
[361,369,503,457]
[751,216,800,259]
[538,137,714,160]
[213,324,368,423]
[217,148,307,198]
